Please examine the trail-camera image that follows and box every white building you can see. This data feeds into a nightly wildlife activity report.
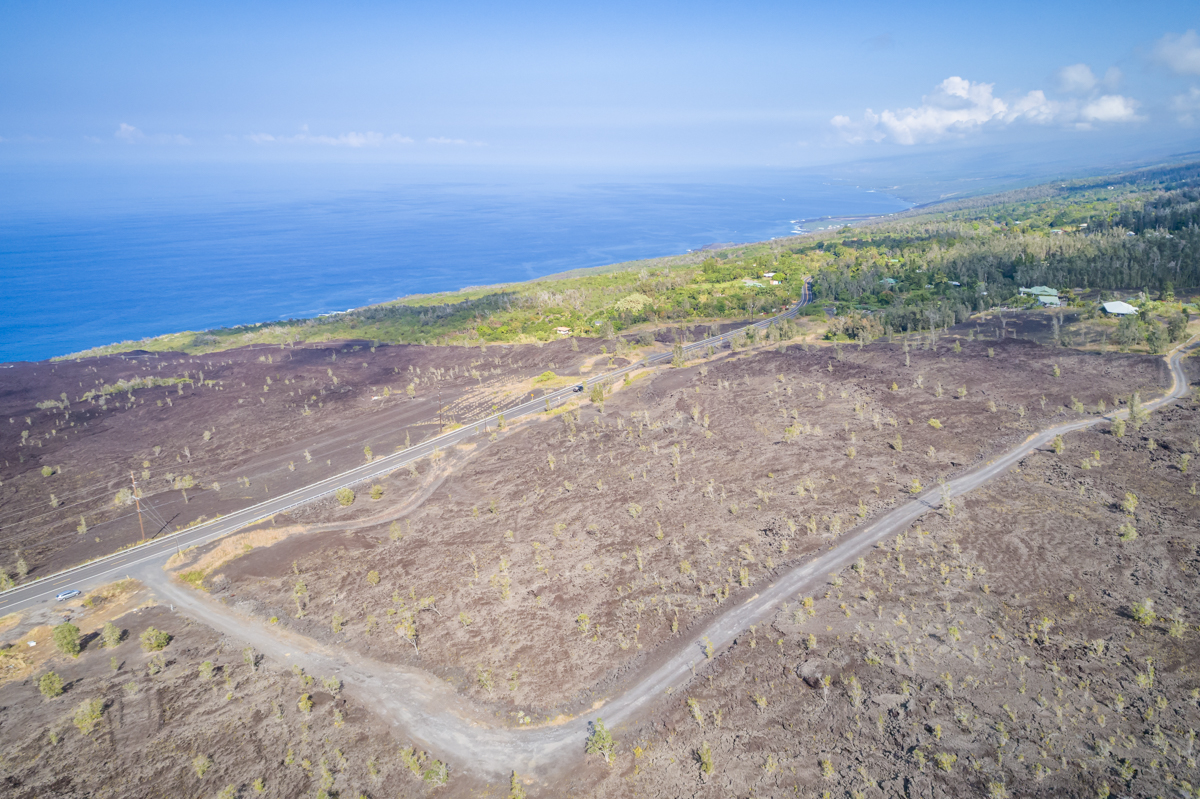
[1101,301,1137,316]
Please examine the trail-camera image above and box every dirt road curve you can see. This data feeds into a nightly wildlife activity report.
[140,336,1196,780]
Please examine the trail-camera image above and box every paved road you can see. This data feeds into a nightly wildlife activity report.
[0,283,811,615]
[133,335,1196,781]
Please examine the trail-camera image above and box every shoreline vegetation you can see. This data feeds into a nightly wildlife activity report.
[51,159,1200,362]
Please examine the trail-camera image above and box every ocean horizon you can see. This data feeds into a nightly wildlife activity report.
[0,164,909,362]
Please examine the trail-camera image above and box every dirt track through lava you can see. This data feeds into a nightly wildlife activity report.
[136,337,1199,780]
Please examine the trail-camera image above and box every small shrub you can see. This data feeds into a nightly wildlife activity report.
[698,741,714,775]
[38,671,64,699]
[369,484,384,500]
[298,693,313,713]
[335,487,355,507]
[423,761,449,786]
[73,697,104,734]
[928,418,943,429]
[1130,598,1156,626]
[192,754,212,778]
[367,570,380,586]
[101,621,122,648]
[139,627,171,652]
[933,752,957,772]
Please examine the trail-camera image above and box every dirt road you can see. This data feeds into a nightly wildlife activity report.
[135,337,1197,780]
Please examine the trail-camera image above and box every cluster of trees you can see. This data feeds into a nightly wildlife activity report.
[1112,307,1191,353]
[802,162,1200,338]
[68,161,1200,358]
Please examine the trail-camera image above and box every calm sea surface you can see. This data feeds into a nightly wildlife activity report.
[0,164,908,362]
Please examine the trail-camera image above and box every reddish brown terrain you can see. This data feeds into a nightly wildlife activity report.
[1,314,1198,798]
[0,592,434,798]
[0,336,621,579]
[202,333,1167,718]
[581,388,1200,799]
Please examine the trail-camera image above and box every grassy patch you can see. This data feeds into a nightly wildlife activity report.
[179,570,207,591]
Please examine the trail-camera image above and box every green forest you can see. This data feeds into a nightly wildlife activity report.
[61,161,1200,360]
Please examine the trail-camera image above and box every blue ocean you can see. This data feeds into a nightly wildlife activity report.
[0,164,909,362]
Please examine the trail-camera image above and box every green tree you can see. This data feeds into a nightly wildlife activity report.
[336,487,355,507]
[53,622,81,658]
[38,671,64,699]
[671,341,686,367]
[586,718,616,764]
[1168,312,1189,342]
[1114,315,1142,350]
[1146,323,1168,354]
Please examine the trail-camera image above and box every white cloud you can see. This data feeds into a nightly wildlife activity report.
[427,136,484,146]
[114,123,190,145]
[246,130,413,147]
[115,122,144,141]
[1080,94,1141,123]
[1172,86,1200,123]
[1058,63,1097,93]
[832,75,1141,145]
[833,77,1054,145]
[1153,30,1200,75]
[1006,90,1061,124]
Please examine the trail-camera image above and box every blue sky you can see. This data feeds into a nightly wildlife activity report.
[2,0,1199,169]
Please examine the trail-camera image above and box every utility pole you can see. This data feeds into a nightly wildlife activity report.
[130,471,146,543]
